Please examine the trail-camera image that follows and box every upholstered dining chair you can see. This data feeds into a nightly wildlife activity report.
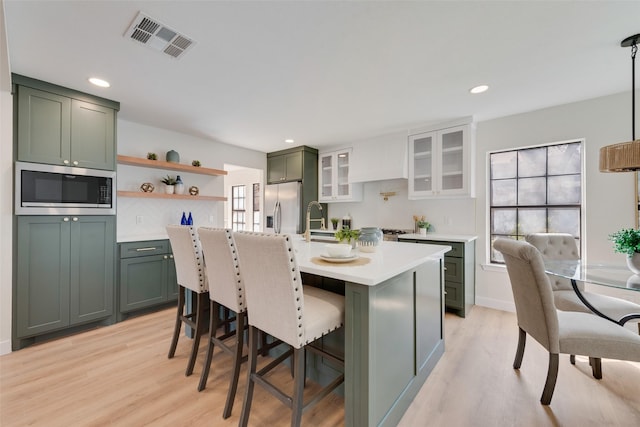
[196,227,247,419]
[166,225,209,376]
[234,232,345,427]
[494,238,640,405]
[526,233,640,329]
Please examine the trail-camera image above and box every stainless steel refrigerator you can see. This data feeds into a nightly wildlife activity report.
[265,181,302,235]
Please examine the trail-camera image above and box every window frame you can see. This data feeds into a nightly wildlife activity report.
[486,138,585,265]
[252,182,260,232]
[231,185,246,232]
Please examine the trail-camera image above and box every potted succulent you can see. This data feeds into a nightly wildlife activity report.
[192,160,201,167]
[334,227,360,248]
[609,228,640,273]
[330,217,340,230]
[147,152,158,160]
[161,175,177,194]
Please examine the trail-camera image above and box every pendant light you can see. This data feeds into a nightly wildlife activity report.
[599,33,640,172]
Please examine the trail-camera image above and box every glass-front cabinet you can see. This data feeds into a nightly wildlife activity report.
[319,148,362,202]
[409,124,475,199]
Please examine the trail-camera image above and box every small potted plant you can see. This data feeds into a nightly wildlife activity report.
[192,160,201,167]
[417,220,430,236]
[610,228,640,273]
[334,227,360,248]
[161,175,177,194]
[147,152,157,160]
[330,217,339,230]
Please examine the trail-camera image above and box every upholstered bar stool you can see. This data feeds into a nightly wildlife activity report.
[196,227,247,419]
[526,233,640,332]
[234,232,345,427]
[166,225,209,376]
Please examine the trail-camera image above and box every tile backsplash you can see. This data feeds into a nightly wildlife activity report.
[116,197,221,241]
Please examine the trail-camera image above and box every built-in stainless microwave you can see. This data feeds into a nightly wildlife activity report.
[15,161,116,215]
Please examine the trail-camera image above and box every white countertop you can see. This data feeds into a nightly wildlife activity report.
[293,238,450,286]
[398,233,477,243]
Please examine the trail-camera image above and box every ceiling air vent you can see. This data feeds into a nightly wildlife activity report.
[124,12,195,59]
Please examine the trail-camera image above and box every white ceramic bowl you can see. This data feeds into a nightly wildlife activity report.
[325,243,352,258]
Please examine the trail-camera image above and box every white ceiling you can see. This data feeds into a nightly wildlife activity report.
[4,1,640,153]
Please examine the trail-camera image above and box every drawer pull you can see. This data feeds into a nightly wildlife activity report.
[136,247,157,252]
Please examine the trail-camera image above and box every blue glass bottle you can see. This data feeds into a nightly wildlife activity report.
[187,212,193,225]
[181,212,187,225]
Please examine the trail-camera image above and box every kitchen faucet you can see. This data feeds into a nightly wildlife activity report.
[304,201,325,242]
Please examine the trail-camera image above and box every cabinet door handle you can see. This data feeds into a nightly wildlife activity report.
[136,247,157,252]
[72,217,78,221]
[73,161,79,166]
[63,159,70,165]
[163,255,168,259]
[169,255,174,259]
[63,217,70,222]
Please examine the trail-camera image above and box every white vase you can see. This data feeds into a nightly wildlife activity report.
[419,228,427,236]
[626,253,640,274]
[174,183,184,195]
[165,184,175,194]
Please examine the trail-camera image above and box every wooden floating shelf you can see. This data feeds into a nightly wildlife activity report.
[117,155,227,176]
[118,191,227,202]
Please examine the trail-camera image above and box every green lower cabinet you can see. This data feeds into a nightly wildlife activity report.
[303,258,445,427]
[399,238,476,317]
[15,216,115,342]
[118,240,178,315]
[70,217,115,323]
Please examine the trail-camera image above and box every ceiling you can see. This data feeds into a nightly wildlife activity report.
[4,1,640,153]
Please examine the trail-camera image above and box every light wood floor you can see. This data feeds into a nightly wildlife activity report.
[1,306,640,426]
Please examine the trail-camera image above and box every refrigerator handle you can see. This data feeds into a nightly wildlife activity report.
[274,201,281,234]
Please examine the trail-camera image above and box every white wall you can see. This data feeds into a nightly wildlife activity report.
[329,90,640,313]
[116,120,266,241]
[0,0,13,355]
[474,90,640,311]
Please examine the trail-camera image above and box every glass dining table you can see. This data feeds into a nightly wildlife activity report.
[544,260,640,326]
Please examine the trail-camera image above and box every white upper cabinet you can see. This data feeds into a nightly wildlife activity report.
[318,148,363,202]
[408,123,475,199]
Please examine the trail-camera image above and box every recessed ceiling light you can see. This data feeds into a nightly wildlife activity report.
[469,85,489,94]
[89,77,110,88]
[284,139,295,144]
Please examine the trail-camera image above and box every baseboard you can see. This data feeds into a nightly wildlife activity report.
[0,339,12,355]
[475,296,515,313]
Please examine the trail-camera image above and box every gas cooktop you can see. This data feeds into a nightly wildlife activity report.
[381,229,410,235]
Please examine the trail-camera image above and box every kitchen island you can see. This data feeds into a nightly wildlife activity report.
[292,239,449,427]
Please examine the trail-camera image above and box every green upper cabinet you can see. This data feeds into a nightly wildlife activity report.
[267,150,303,183]
[70,99,115,170]
[17,86,71,166]
[14,74,119,171]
